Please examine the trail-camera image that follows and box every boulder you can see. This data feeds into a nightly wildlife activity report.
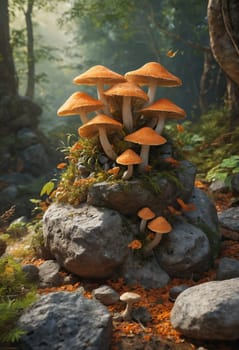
[20,143,51,176]
[155,220,212,278]
[87,161,196,216]
[216,257,239,280]
[218,207,239,232]
[43,203,133,279]
[184,187,221,257]
[120,253,170,289]
[170,278,239,340]
[18,291,112,350]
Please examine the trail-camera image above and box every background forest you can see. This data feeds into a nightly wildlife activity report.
[1,0,239,217]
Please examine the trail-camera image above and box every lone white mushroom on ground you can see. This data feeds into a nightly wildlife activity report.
[120,292,141,321]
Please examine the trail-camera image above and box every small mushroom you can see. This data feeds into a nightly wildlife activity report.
[124,127,167,171]
[116,149,142,180]
[144,216,172,255]
[57,91,104,124]
[120,292,141,321]
[176,198,196,212]
[104,81,149,131]
[138,98,186,134]
[73,65,126,115]
[137,207,156,232]
[78,114,123,160]
[125,62,182,105]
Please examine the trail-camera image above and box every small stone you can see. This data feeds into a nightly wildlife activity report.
[169,285,189,302]
[92,285,120,305]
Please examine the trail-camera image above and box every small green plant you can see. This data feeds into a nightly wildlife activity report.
[6,221,28,239]
[0,256,37,343]
[206,155,239,186]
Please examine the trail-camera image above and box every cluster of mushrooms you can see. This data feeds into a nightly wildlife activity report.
[57,61,187,254]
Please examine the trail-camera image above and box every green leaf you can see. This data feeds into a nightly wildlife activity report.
[221,156,239,168]
[40,181,55,196]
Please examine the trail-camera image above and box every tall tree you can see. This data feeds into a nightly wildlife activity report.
[0,0,18,97]
[24,0,35,98]
[208,0,239,124]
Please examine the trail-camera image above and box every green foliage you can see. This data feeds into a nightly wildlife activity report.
[30,220,45,257]
[206,155,239,186]
[165,107,239,183]
[6,222,28,239]
[0,256,37,343]
[40,181,55,197]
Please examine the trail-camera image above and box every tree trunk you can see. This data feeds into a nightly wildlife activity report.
[199,51,226,113]
[25,0,35,99]
[208,0,239,122]
[0,0,18,97]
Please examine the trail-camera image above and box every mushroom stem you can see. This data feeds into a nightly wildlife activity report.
[122,96,133,131]
[121,301,133,321]
[79,111,89,124]
[139,219,147,233]
[147,83,157,105]
[154,116,166,134]
[98,126,117,160]
[144,233,162,255]
[97,82,111,115]
[139,145,150,172]
[122,164,133,180]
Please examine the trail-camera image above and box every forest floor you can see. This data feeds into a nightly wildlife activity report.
[4,183,239,350]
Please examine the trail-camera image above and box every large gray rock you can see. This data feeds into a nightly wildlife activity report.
[218,207,239,232]
[176,160,197,199]
[87,160,196,215]
[43,203,132,279]
[155,221,212,278]
[20,143,50,176]
[170,278,239,340]
[18,291,112,350]
[184,187,221,257]
[216,257,239,280]
[121,253,170,288]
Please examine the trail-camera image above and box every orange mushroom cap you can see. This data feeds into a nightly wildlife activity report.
[139,98,186,120]
[116,149,142,166]
[57,92,104,117]
[104,81,149,102]
[125,62,182,87]
[73,65,126,85]
[137,207,156,221]
[78,114,122,138]
[124,127,167,146]
[147,216,172,234]
[78,114,123,160]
